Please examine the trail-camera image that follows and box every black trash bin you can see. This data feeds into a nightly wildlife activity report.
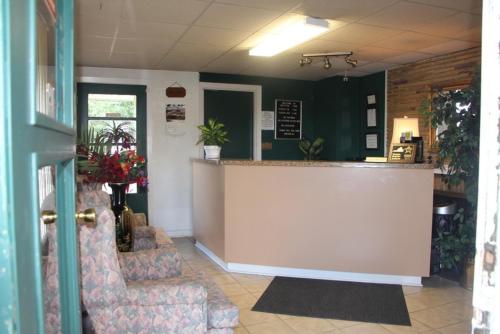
[430,201,457,274]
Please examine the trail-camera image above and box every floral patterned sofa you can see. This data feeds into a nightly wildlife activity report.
[43,184,239,333]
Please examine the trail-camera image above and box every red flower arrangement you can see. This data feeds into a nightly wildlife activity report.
[80,150,148,187]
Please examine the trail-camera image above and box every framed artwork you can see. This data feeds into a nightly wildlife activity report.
[365,133,378,149]
[388,143,417,163]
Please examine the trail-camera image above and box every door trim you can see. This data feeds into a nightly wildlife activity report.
[200,82,262,161]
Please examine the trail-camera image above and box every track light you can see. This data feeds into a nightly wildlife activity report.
[298,51,357,70]
[299,57,312,66]
[323,57,331,69]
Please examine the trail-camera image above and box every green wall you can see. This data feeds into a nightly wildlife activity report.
[200,71,386,161]
[314,72,386,160]
[200,73,315,160]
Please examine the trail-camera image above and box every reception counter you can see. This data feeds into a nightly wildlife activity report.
[192,159,434,286]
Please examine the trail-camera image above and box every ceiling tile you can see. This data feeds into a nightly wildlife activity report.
[412,13,481,39]
[76,51,110,67]
[180,26,251,48]
[107,52,158,69]
[355,61,397,72]
[418,40,479,55]
[214,0,301,11]
[295,39,361,54]
[117,21,189,40]
[292,0,399,22]
[194,3,281,31]
[121,0,210,25]
[359,2,457,30]
[157,42,227,70]
[76,0,123,18]
[380,51,434,64]
[319,23,405,45]
[112,38,174,59]
[353,46,406,62]
[374,32,450,51]
[76,36,113,53]
[201,49,262,73]
[406,0,482,13]
[76,15,119,38]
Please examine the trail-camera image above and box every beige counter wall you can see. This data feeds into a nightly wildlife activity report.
[193,160,434,279]
[192,162,225,260]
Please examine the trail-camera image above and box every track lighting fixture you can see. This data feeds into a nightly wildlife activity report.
[298,51,357,70]
[323,57,332,69]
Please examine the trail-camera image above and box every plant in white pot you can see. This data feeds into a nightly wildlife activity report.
[196,118,229,160]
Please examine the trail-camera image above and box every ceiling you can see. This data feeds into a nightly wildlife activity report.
[75,0,482,80]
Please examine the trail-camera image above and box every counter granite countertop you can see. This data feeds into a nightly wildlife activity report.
[192,158,434,169]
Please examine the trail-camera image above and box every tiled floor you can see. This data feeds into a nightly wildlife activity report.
[173,238,473,334]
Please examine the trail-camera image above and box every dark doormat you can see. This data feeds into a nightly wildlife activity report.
[252,276,411,326]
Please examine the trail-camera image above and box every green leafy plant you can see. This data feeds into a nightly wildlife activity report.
[435,208,476,270]
[421,69,480,262]
[196,118,229,146]
[96,121,136,153]
[298,137,325,160]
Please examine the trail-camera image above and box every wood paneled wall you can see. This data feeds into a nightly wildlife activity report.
[387,47,481,160]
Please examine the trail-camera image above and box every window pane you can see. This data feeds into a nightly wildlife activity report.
[88,94,137,118]
[36,0,56,118]
[88,120,136,142]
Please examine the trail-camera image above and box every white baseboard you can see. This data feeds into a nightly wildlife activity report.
[194,241,228,270]
[166,229,193,237]
[195,241,422,286]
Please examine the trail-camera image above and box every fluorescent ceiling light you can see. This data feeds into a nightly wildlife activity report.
[249,17,330,57]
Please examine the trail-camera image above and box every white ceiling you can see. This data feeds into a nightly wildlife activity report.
[75,0,482,80]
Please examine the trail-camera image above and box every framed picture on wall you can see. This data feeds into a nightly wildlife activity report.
[365,133,378,150]
[367,108,376,127]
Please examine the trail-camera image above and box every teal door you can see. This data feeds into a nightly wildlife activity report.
[0,0,81,333]
[204,90,254,159]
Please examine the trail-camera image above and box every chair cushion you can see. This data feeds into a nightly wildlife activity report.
[125,274,207,306]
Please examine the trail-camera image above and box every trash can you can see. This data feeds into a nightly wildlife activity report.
[430,201,457,274]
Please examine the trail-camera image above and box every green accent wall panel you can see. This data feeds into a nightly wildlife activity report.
[200,71,386,162]
[200,73,315,160]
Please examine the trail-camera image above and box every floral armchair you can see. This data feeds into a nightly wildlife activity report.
[43,184,238,333]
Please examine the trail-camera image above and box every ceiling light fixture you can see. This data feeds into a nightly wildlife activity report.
[323,57,331,69]
[249,17,330,57]
[299,51,358,70]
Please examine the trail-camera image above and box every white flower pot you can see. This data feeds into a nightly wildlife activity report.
[204,145,221,160]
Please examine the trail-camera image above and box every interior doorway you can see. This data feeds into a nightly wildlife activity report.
[200,82,262,160]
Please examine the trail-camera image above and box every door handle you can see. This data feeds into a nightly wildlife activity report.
[41,208,97,227]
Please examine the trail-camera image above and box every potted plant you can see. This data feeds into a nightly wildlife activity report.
[422,69,480,288]
[196,118,229,160]
[298,137,325,160]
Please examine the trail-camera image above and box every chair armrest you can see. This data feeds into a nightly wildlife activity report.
[118,248,182,281]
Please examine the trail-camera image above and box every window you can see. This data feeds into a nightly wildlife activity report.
[87,93,139,193]
[77,83,148,215]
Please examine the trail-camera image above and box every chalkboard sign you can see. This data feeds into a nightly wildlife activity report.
[275,99,302,140]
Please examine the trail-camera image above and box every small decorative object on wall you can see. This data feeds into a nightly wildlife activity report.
[365,133,378,150]
[298,137,324,160]
[165,82,186,97]
[388,143,416,163]
[275,99,302,140]
[261,111,275,130]
[165,104,186,136]
[367,94,376,105]
[367,108,377,127]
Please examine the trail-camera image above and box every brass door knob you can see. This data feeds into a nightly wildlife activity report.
[75,208,97,227]
[40,208,97,227]
[41,210,57,224]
